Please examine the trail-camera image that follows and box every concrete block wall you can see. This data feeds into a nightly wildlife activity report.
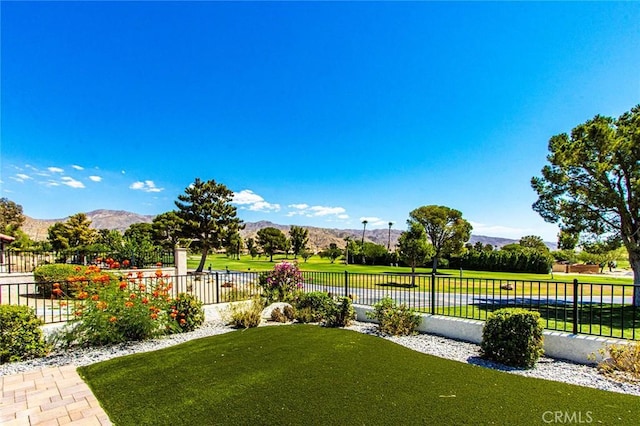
[353,304,629,365]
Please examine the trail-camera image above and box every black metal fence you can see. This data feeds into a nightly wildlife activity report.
[0,250,175,273]
[1,270,638,340]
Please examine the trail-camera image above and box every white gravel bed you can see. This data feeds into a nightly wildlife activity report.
[1,320,639,397]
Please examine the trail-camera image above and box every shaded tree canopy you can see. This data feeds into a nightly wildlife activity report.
[409,205,472,272]
[289,225,309,259]
[175,178,243,272]
[531,105,640,304]
[0,198,25,237]
[398,221,434,277]
[257,227,287,262]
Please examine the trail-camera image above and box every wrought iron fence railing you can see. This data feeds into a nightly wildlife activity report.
[1,270,637,340]
[0,250,175,273]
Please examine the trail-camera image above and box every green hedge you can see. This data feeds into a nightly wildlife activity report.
[0,305,50,364]
[480,308,544,368]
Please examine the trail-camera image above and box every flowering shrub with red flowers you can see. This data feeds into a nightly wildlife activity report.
[54,270,201,348]
[258,261,304,303]
[34,264,117,298]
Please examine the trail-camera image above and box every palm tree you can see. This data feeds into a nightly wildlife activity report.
[387,221,393,251]
[361,220,368,264]
[344,236,351,265]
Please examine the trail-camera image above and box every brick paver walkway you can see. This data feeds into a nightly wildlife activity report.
[0,365,111,425]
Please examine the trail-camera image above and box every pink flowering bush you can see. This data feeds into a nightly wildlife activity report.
[258,261,304,303]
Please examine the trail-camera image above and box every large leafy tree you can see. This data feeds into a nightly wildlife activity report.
[0,198,25,237]
[289,225,309,259]
[531,106,640,305]
[409,205,472,272]
[152,211,185,249]
[175,178,243,272]
[257,227,287,262]
[519,235,549,253]
[398,221,434,285]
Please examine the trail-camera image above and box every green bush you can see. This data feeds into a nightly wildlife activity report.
[33,264,116,298]
[323,296,356,328]
[169,293,204,332]
[294,307,316,324]
[480,308,544,368]
[0,305,50,364]
[293,291,333,323]
[55,277,176,348]
[228,297,264,329]
[366,297,421,336]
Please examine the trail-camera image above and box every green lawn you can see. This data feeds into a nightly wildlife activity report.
[194,254,633,285]
[78,325,639,426]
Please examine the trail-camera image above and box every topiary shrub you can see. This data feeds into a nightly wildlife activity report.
[0,305,51,364]
[366,296,421,336]
[323,296,356,328]
[480,308,544,368]
[169,293,204,332]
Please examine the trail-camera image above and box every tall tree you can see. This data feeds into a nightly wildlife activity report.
[398,221,434,286]
[289,226,309,259]
[246,237,258,259]
[225,231,243,260]
[557,229,579,251]
[0,198,25,237]
[175,178,243,272]
[519,235,549,253]
[531,106,640,305]
[409,205,472,273]
[152,211,185,249]
[319,243,342,263]
[257,227,287,262]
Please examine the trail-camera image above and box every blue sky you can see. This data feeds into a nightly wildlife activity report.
[1,1,638,241]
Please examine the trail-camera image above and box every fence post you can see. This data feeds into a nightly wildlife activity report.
[344,271,349,298]
[431,272,436,314]
[215,272,220,304]
[572,278,579,334]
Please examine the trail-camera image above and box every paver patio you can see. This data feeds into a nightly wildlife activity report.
[1,365,111,425]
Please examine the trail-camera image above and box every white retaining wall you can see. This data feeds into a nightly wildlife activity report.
[353,304,629,365]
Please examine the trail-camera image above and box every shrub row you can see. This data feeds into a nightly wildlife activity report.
[449,249,553,274]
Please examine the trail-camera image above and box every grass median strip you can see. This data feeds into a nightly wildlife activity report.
[78,325,639,425]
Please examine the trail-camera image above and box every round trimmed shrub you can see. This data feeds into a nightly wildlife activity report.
[0,305,50,364]
[480,308,544,368]
[169,293,205,332]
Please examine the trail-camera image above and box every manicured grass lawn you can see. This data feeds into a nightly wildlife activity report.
[78,325,640,425]
[194,254,633,285]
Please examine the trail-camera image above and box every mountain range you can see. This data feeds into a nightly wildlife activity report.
[22,209,556,251]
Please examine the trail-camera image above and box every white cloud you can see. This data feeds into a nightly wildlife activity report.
[232,190,280,212]
[285,203,349,220]
[61,176,85,189]
[15,173,31,181]
[45,180,60,187]
[288,203,309,210]
[359,216,388,226]
[129,180,163,193]
[88,175,102,182]
[72,165,84,170]
[48,167,64,173]
[469,221,530,239]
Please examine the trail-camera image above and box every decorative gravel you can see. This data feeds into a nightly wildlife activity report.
[2,321,639,397]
